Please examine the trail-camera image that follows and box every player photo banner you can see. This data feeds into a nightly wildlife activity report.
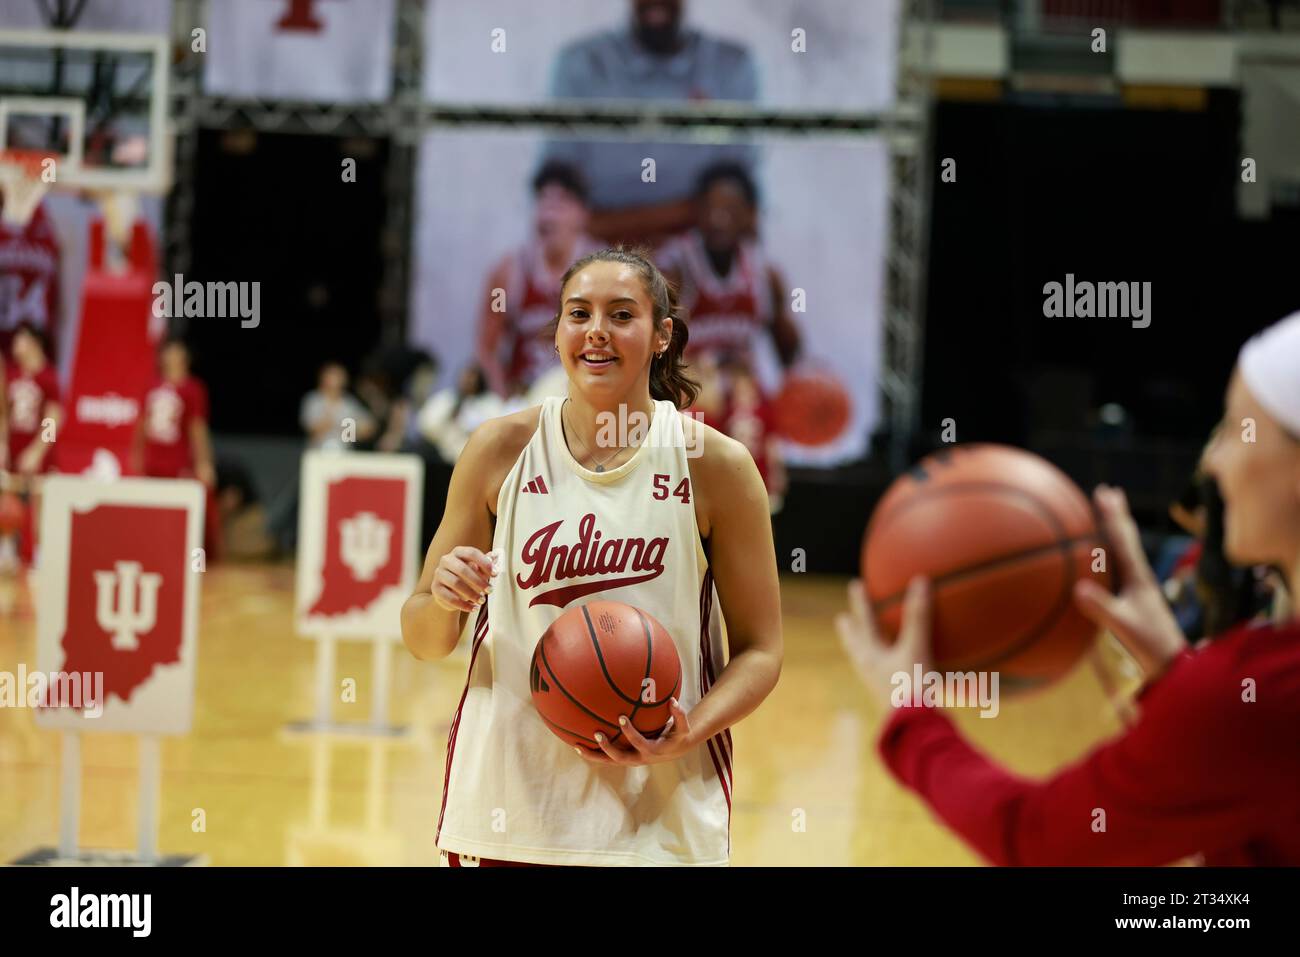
[425,0,898,113]
[203,0,396,102]
[408,129,886,465]
[34,476,204,735]
[295,451,424,639]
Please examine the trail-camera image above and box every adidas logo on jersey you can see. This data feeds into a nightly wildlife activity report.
[520,475,549,494]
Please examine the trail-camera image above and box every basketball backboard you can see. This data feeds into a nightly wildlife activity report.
[0,29,170,193]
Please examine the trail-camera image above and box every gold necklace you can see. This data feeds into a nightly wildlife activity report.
[562,400,632,473]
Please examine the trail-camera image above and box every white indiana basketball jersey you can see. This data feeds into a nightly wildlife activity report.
[436,396,732,866]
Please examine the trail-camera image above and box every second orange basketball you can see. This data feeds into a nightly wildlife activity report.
[861,444,1113,686]
[530,600,682,750]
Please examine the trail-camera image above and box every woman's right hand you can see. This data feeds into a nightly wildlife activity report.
[431,546,497,614]
[1073,485,1188,679]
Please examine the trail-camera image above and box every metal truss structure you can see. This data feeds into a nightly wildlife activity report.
[165,0,933,463]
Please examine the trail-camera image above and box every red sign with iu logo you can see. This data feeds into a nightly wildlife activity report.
[60,503,188,706]
[308,476,407,617]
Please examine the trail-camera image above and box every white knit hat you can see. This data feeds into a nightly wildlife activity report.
[1239,311,1300,437]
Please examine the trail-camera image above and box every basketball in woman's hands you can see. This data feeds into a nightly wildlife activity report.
[530,600,682,750]
[861,444,1113,687]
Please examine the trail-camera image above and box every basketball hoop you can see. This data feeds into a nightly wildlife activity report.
[0,149,54,228]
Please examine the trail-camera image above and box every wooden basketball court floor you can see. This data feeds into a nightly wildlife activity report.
[0,563,1132,866]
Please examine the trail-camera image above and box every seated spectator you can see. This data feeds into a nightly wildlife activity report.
[402,352,440,448]
[215,457,276,562]
[267,361,376,554]
[301,361,376,451]
[357,346,438,454]
[417,364,503,465]
[1168,458,1276,642]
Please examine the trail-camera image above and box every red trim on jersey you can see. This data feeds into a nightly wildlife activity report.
[699,574,734,770]
[699,570,733,769]
[697,569,732,825]
[436,604,491,845]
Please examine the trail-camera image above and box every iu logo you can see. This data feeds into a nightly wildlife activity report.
[93,560,163,651]
[276,0,336,32]
[340,511,393,582]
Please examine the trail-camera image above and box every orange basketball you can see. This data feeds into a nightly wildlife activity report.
[530,600,682,751]
[775,370,852,447]
[861,444,1112,687]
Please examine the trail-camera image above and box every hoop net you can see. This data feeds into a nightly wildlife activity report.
[0,149,55,228]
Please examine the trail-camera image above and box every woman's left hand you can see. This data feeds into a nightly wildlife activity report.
[575,697,697,767]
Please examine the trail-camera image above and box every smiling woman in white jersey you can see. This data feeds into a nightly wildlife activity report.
[401,247,783,866]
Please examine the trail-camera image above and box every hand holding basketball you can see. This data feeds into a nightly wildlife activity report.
[575,696,695,767]
[1072,485,1187,679]
[431,545,496,614]
[838,577,934,707]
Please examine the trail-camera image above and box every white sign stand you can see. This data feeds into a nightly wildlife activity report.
[281,732,404,866]
[287,452,423,739]
[13,477,206,867]
[57,731,80,860]
[23,730,200,867]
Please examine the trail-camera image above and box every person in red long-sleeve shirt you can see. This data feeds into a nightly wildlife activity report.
[837,311,1300,866]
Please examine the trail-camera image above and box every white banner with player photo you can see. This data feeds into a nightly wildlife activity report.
[34,476,204,735]
[408,128,887,465]
[203,0,396,102]
[295,451,424,640]
[425,0,898,112]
